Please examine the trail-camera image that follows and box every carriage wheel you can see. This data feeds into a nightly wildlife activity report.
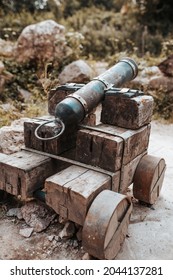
[82,190,132,260]
[133,155,166,205]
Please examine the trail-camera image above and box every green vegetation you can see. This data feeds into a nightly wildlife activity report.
[0,0,173,125]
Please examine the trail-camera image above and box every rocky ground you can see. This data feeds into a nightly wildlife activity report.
[0,120,172,260]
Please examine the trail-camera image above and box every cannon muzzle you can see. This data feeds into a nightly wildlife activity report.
[35,57,138,140]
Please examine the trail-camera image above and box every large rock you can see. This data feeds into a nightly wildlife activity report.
[131,64,173,97]
[15,20,67,64]
[21,201,56,233]
[58,59,92,84]
[148,75,173,97]
[128,62,173,118]
[0,118,29,154]
[158,55,173,77]
[130,66,162,89]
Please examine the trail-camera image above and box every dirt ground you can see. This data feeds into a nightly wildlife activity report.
[0,120,173,260]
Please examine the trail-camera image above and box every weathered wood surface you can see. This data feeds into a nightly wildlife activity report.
[76,124,151,172]
[48,85,76,115]
[133,155,166,204]
[119,151,147,194]
[24,117,78,155]
[76,128,123,172]
[48,84,100,126]
[111,171,120,193]
[45,165,111,225]
[82,190,132,259]
[0,150,59,199]
[101,95,153,129]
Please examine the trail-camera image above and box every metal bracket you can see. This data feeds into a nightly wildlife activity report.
[67,93,89,113]
[92,77,114,90]
[120,58,138,79]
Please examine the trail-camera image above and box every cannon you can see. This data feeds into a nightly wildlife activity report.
[0,57,166,260]
[35,57,138,140]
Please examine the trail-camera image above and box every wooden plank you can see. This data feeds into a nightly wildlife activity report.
[101,95,153,129]
[48,87,71,116]
[24,117,78,155]
[45,165,111,225]
[111,171,120,193]
[0,150,61,199]
[76,128,123,172]
[119,151,147,194]
[75,124,150,172]
[0,153,9,191]
[96,123,151,165]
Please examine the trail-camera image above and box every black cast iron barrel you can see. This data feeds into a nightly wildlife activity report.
[55,57,138,126]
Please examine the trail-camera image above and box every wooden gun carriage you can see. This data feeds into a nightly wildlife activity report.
[0,59,166,259]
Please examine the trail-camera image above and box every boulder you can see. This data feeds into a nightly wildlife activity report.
[15,20,67,64]
[0,118,29,154]
[130,66,162,89]
[58,59,92,84]
[21,201,56,233]
[130,64,173,97]
[148,75,173,96]
[158,55,173,77]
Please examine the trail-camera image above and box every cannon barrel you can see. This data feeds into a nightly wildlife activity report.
[55,57,138,126]
[35,57,138,140]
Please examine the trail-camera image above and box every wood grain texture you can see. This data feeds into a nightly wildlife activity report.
[101,95,153,129]
[76,124,150,172]
[0,150,58,199]
[119,151,147,194]
[45,165,111,225]
[24,117,78,155]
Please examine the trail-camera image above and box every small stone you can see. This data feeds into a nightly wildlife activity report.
[58,221,75,239]
[0,38,15,57]
[72,240,79,249]
[19,227,33,238]
[17,87,32,102]
[21,201,56,232]
[51,240,58,248]
[82,252,93,260]
[58,215,68,224]
[6,208,23,220]
[48,235,55,242]
[55,235,61,242]
[0,103,16,112]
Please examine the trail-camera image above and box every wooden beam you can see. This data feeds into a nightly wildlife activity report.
[45,165,111,225]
